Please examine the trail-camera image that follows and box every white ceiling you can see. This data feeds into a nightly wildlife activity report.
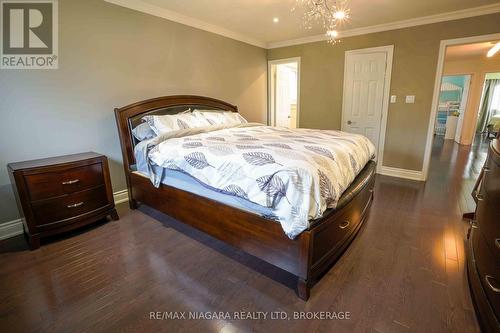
[106,0,500,48]
[445,41,499,60]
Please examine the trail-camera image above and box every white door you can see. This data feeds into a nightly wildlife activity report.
[276,65,292,127]
[342,51,387,155]
[454,75,471,143]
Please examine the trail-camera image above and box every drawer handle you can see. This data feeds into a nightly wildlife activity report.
[495,239,500,250]
[476,193,484,201]
[485,275,500,293]
[67,202,84,208]
[339,220,350,229]
[62,179,80,185]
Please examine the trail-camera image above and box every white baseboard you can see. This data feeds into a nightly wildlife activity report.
[0,190,130,240]
[0,219,24,240]
[378,166,425,181]
[113,189,129,204]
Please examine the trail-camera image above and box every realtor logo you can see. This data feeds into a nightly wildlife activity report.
[1,0,58,69]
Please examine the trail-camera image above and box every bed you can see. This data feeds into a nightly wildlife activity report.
[114,95,376,300]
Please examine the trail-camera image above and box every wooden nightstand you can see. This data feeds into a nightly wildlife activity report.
[8,152,118,250]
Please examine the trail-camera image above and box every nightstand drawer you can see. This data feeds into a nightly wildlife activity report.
[31,185,109,226]
[25,163,104,201]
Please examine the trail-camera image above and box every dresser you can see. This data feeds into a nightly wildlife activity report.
[467,138,500,333]
[8,152,118,249]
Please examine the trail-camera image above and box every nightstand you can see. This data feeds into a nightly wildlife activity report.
[8,152,118,250]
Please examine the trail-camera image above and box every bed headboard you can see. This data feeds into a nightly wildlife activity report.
[114,95,238,173]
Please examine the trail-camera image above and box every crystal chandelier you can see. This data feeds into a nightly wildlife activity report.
[294,0,350,44]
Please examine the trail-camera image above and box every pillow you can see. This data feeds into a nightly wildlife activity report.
[142,112,211,135]
[132,122,156,141]
[194,110,248,126]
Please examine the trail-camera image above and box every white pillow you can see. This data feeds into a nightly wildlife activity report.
[132,122,156,141]
[194,110,248,126]
[142,112,211,135]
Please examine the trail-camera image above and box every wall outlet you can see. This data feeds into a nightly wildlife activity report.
[405,95,415,104]
[390,95,397,103]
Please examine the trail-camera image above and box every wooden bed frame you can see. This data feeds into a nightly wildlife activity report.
[114,95,375,300]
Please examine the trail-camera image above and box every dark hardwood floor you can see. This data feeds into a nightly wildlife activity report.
[0,135,490,333]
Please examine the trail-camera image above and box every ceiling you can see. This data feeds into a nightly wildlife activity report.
[445,41,499,60]
[106,0,500,48]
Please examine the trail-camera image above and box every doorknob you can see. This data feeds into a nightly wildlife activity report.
[347,120,353,125]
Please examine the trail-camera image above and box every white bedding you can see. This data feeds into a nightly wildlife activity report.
[144,123,375,238]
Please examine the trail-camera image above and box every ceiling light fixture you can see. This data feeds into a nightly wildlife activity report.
[293,0,350,44]
[333,10,346,21]
[273,17,279,23]
[487,42,500,58]
[326,30,338,38]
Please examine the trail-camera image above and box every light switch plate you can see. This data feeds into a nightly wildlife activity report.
[390,95,397,103]
[405,95,415,104]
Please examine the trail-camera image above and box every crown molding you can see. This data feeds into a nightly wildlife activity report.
[267,3,500,49]
[104,1,500,50]
[104,0,267,48]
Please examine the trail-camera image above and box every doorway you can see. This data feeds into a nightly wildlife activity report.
[433,74,472,143]
[423,33,500,180]
[268,58,300,128]
[342,45,393,168]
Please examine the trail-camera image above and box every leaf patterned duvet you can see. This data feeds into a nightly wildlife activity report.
[146,123,376,239]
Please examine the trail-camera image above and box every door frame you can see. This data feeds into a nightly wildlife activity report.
[422,32,500,180]
[268,57,301,127]
[342,45,394,174]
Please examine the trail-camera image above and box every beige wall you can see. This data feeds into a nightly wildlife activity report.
[443,55,500,145]
[268,13,500,171]
[0,0,267,224]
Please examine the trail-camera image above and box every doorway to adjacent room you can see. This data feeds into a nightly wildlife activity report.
[268,58,300,128]
[423,33,500,180]
[433,74,472,143]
